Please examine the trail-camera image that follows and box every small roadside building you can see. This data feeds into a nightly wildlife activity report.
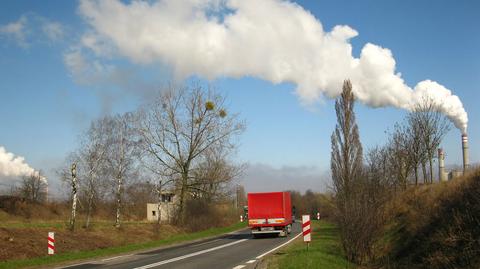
[147,192,177,223]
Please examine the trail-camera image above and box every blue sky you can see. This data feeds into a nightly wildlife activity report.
[0,0,479,194]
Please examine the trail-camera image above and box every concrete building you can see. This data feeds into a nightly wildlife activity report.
[448,170,463,181]
[147,192,177,223]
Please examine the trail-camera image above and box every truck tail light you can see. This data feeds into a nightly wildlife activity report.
[249,219,267,225]
[267,218,286,223]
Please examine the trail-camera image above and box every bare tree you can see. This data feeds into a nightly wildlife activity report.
[137,85,245,222]
[409,98,451,183]
[331,80,363,204]
[192,145,244,202]
[330,80,364,263]
[386,123,414,189]
[405,116,425,185]
[20,171,46,203]
[76,119,110,228]
[105,113,141,228]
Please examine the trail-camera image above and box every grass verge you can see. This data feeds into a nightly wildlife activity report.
[262,220,354,269]
[0,221,247,269]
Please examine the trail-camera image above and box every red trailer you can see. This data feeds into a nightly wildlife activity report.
[248,191,292,237]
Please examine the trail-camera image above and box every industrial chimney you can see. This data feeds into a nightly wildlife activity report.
[438,148,446,182]
[462,134,469,174]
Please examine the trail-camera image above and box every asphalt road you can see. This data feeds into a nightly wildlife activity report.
[59,222,302,269]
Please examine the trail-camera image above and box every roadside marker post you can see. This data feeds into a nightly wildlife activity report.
[316,212,320,220]
[48,232,55,255]
[240,215,244,222]
[302,215,311,250]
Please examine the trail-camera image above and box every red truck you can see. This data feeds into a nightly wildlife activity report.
[247,191,293,237]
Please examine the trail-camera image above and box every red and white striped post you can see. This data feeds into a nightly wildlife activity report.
[240,215,244,222]
[302,215,311,250]
[48,232,55,255]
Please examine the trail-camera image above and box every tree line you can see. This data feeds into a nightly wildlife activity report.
[59,85,245,230]
[330,80,451,264]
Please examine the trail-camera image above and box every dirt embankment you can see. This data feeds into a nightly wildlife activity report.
[0,221,182,261]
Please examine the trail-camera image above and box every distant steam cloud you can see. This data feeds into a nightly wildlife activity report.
[0,146,36,178]
[76,0,468,132]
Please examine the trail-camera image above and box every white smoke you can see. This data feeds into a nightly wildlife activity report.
[76,0,468,132]
[0,146,46,183]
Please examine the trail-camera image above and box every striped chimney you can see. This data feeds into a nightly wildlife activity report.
[462,134,469,174]
[438,148,446,182]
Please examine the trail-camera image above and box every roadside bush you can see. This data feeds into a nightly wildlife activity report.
[183,199,230,232]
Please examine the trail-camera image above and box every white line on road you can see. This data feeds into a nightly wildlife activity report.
[232,265,246,269]
[132,239,248,269]
[256,232,302,259]
[246,260,256,264]
[102,254,132,262]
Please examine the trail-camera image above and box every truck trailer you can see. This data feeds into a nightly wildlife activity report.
[247,191,292,237]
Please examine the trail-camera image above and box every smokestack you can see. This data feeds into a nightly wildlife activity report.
[462,134,469,174]
[438,148,446,182]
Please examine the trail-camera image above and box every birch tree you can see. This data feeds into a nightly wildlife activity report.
[105,113,141,228]
[70,163,78,231]
[77,119,110,228]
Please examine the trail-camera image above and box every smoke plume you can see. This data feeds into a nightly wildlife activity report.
[76,0,468,132]
[0,146,37,178]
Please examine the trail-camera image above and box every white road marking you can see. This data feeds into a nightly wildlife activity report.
[132,239,248,269]
[256,232,302,259]
[232,265,246,269]
[246,260,256,264]
[102,254,132,262]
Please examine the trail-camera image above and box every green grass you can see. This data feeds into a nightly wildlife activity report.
[265,220,354,269]
[0,222,247,269]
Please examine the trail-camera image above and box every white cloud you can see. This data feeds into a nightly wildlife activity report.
[0,14,65,47]
[0,15,28,47]
[76,0,467,132]
[42,21,65,42]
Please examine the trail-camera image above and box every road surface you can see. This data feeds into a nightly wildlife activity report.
[58,222,301,269]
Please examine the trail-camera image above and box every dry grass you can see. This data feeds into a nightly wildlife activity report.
[377,169,480,269]
[0,218,183,261]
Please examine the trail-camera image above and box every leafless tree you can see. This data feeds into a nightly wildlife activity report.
[409,97,451,183]
[20,171,47,203]
[104,113,141,228]
[330,80,364,263]
[76,119,110,228]
[386,123,414,189]
[137,85,245,222]
[331,80,363,204]
[404,116,425,185]
[192,145,244,202]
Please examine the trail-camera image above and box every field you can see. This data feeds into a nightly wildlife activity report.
[0,214,246,269]
[261,220,354,269]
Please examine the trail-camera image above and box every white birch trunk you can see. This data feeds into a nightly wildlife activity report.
[70,163,78,231]
[157,181,162,225]
[115,175,122,228]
